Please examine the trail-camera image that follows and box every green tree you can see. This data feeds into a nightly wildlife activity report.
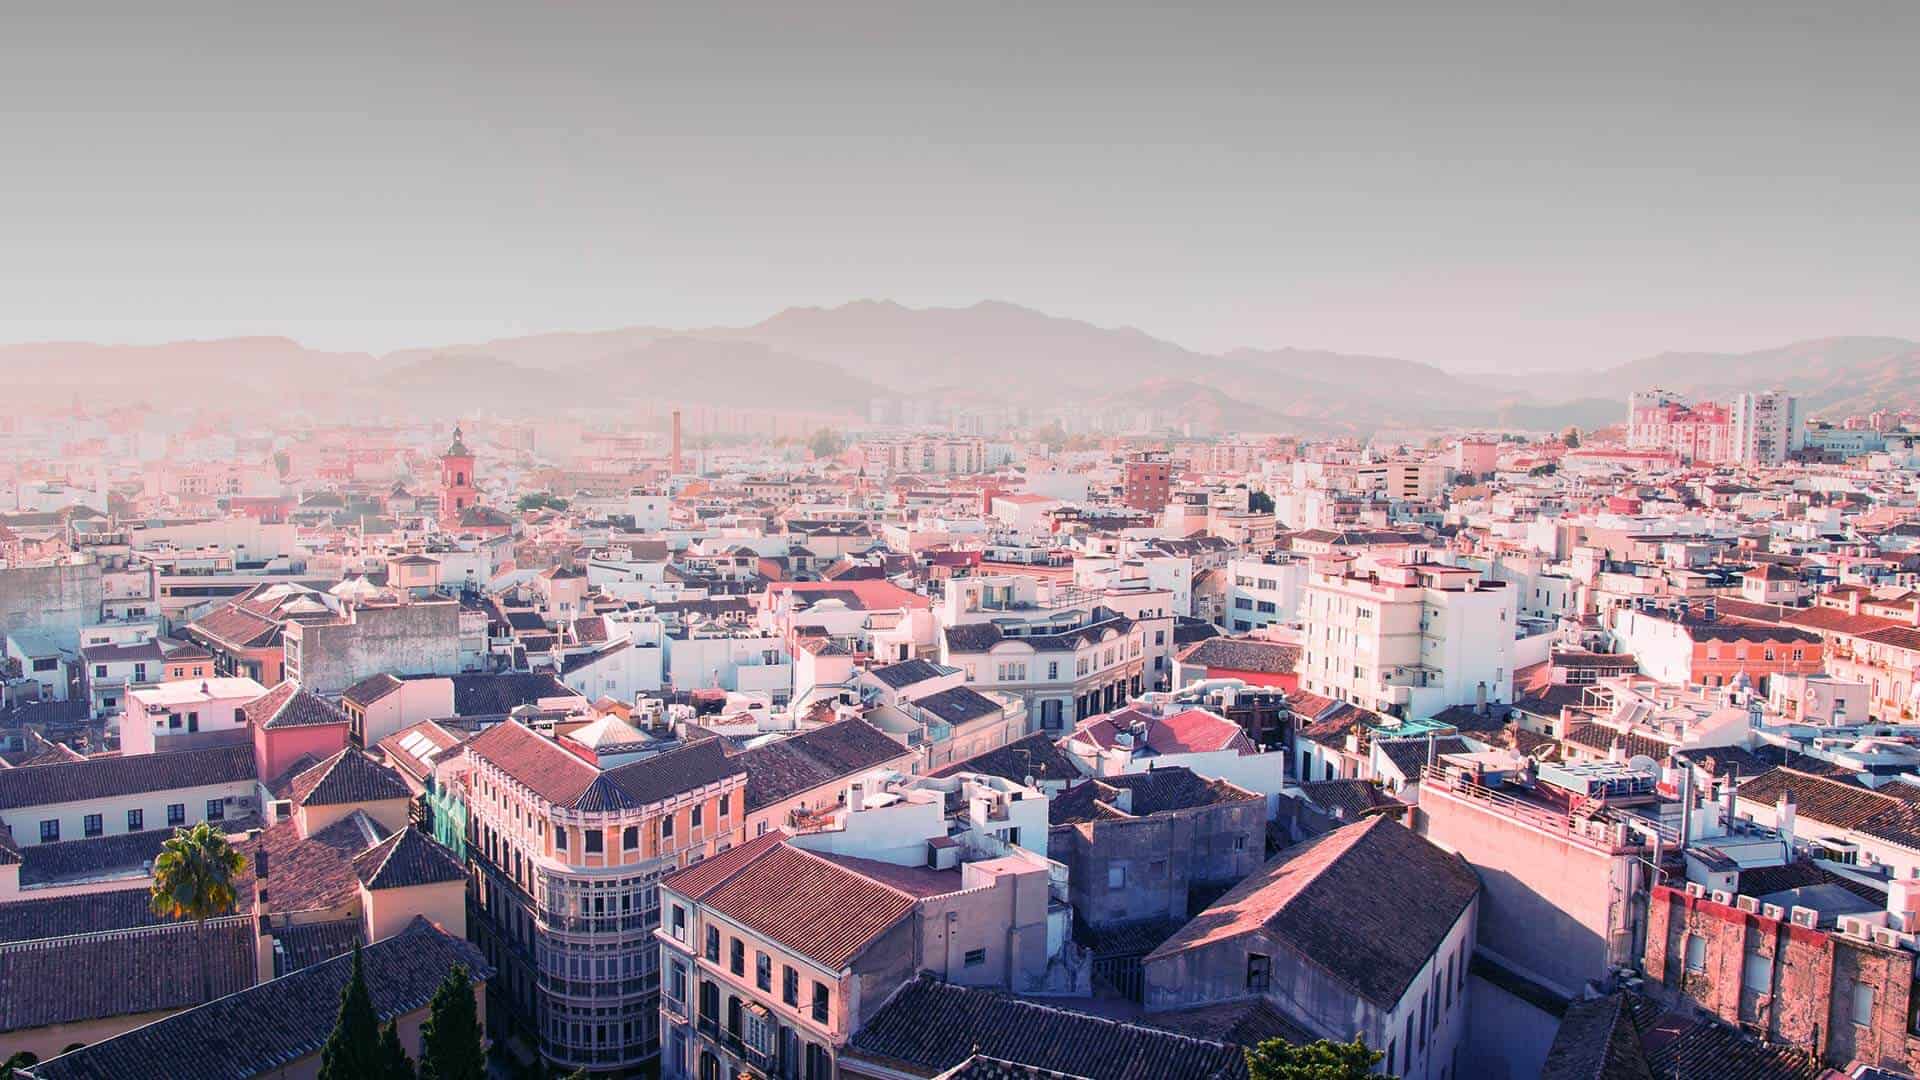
[1248,490,1276,514]
[808,428,846,459]
[148,821,248,1003]
[318,946,384,1080]
[419,965,486,1080]
[1245,1036,1389,1080]
[1,1052,40,1079]
[379,1020,416,1080]
[1562,426,1582,449]
[516,492,568,512]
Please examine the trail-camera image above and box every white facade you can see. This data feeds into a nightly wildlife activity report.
[1729,391,1803,466]
[120,676,267,756]
[1298,563,1517,721]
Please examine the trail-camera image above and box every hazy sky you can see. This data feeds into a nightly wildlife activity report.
[2,2,1915,371]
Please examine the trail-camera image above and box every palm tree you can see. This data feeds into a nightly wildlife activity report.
[148,821,248,1003]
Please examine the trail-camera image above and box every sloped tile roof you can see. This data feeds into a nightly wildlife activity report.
[677,841,916,970]
[1177,637,1300,675]
[0,743,255,811]
[846,974,1247,1080]
[243,811,389,914]
[1146,817,1478,1010]
[287,749,411,807]
[246,681,352,729]
[0,915,257,1036]
[1736,766,1900,830]
[28,917,491,1080]
[1540,992,1654,1080]
[930,732,1084,785]
[738,719,915,812]
[350,827,465,890]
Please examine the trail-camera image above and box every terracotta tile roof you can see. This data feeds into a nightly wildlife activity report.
[1737,767,1901,830]
[914,686,1004,726]
[1049,767,1261,826]
[340,672,404,708]
[286,749,411,807]
[684,841,917,969]
[1858,624,1920,653]
[737,719,915,812]
[1779,606,1900,636]
[351,827,465,890]
[1296,779,1400,822]
[1074,707,1253,756]
[465,722,741,811]
[246,681,352,729]
[268,917,362,974]
[1562,723,1672,763]
[1142,997,1315,1050]
[1539,992,1653,1080]
[0,886,172,945]
[868,658,949,689]
[1640,1013,1822,1079]
[188,604,282,649]
[445,672,574,716]
[0,743,255,811]
[0,914,257,1036]
[1176,637,1300,676]
[662,830,790,901]
[1146,817,1478,1009]
[846,974,1247,1080]
[931,732,1084,785]
[243,811,389,914]
[29,917,491,1080]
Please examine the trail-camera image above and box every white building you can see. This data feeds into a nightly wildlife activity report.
[1297,561,1517,721]
[120,676,268,756]
[1729,390,1803,466]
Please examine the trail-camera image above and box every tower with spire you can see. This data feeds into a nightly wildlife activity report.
[440,424,477,526]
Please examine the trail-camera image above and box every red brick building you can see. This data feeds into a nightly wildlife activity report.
[1122,451,1171,512]
[1641,878,1920,1072]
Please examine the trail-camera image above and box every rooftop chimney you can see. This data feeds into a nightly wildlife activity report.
[1776,791,1796,857]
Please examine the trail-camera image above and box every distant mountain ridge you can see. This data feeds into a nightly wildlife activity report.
[4,306,1914,431]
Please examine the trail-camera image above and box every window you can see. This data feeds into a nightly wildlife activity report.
[127,809,144,832]
[964,948,987,968]
[671,904,687,941]
[167,803,185,827]
[39,819,59,843]
[811,982,830,1024]
[555,827,569,852]
[692,804,703,829]
[706,926,721,962]
[1246,953,1271,992]
[783,966,799,1006]
[1048,662,1059,680]
[623,825,639,851]
[663,814,676,839]
[31,657,57,672]
[1684,935,1706,973]
[1107,864,1126,888]
[1853,982,1874,1027]
[206,798,225,821]
[84,814,102,838]
[730,938,745,976]
[756,952,772,990]
[1419,992,1428,1049]
[585,829,603,854]
[1234,835,1247,852]
[669,960,688,1007]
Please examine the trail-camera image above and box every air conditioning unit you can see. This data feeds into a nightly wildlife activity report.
[1789,906,1819,929]
[1736,895,1761,914]
[1762,904,1786,921]
[1873,928,1901,947]
[1710,889,1734,906]
[1839,916,1870,939]
[237,796,257,809]
[1684,882,1706,899]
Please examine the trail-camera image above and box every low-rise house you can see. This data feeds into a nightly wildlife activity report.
[736,718,919,840]
[1143,817,1480,1080]
[1048,765,1265,929]
[0,742,258,847]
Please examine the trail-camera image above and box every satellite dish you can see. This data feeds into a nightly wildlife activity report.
[1627,754,1660,776]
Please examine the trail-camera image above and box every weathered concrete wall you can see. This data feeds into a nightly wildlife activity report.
[292,602,460,695]
[0,559,103,647]
[1459,973,1558,1080]
[1419,788,1628,997]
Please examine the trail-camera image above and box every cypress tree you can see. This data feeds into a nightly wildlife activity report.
[379,1019,416,1080]
[418,965,486,1080]
[317,946,384,1080]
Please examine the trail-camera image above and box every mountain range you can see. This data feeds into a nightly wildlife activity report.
[5,302,1915,435]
